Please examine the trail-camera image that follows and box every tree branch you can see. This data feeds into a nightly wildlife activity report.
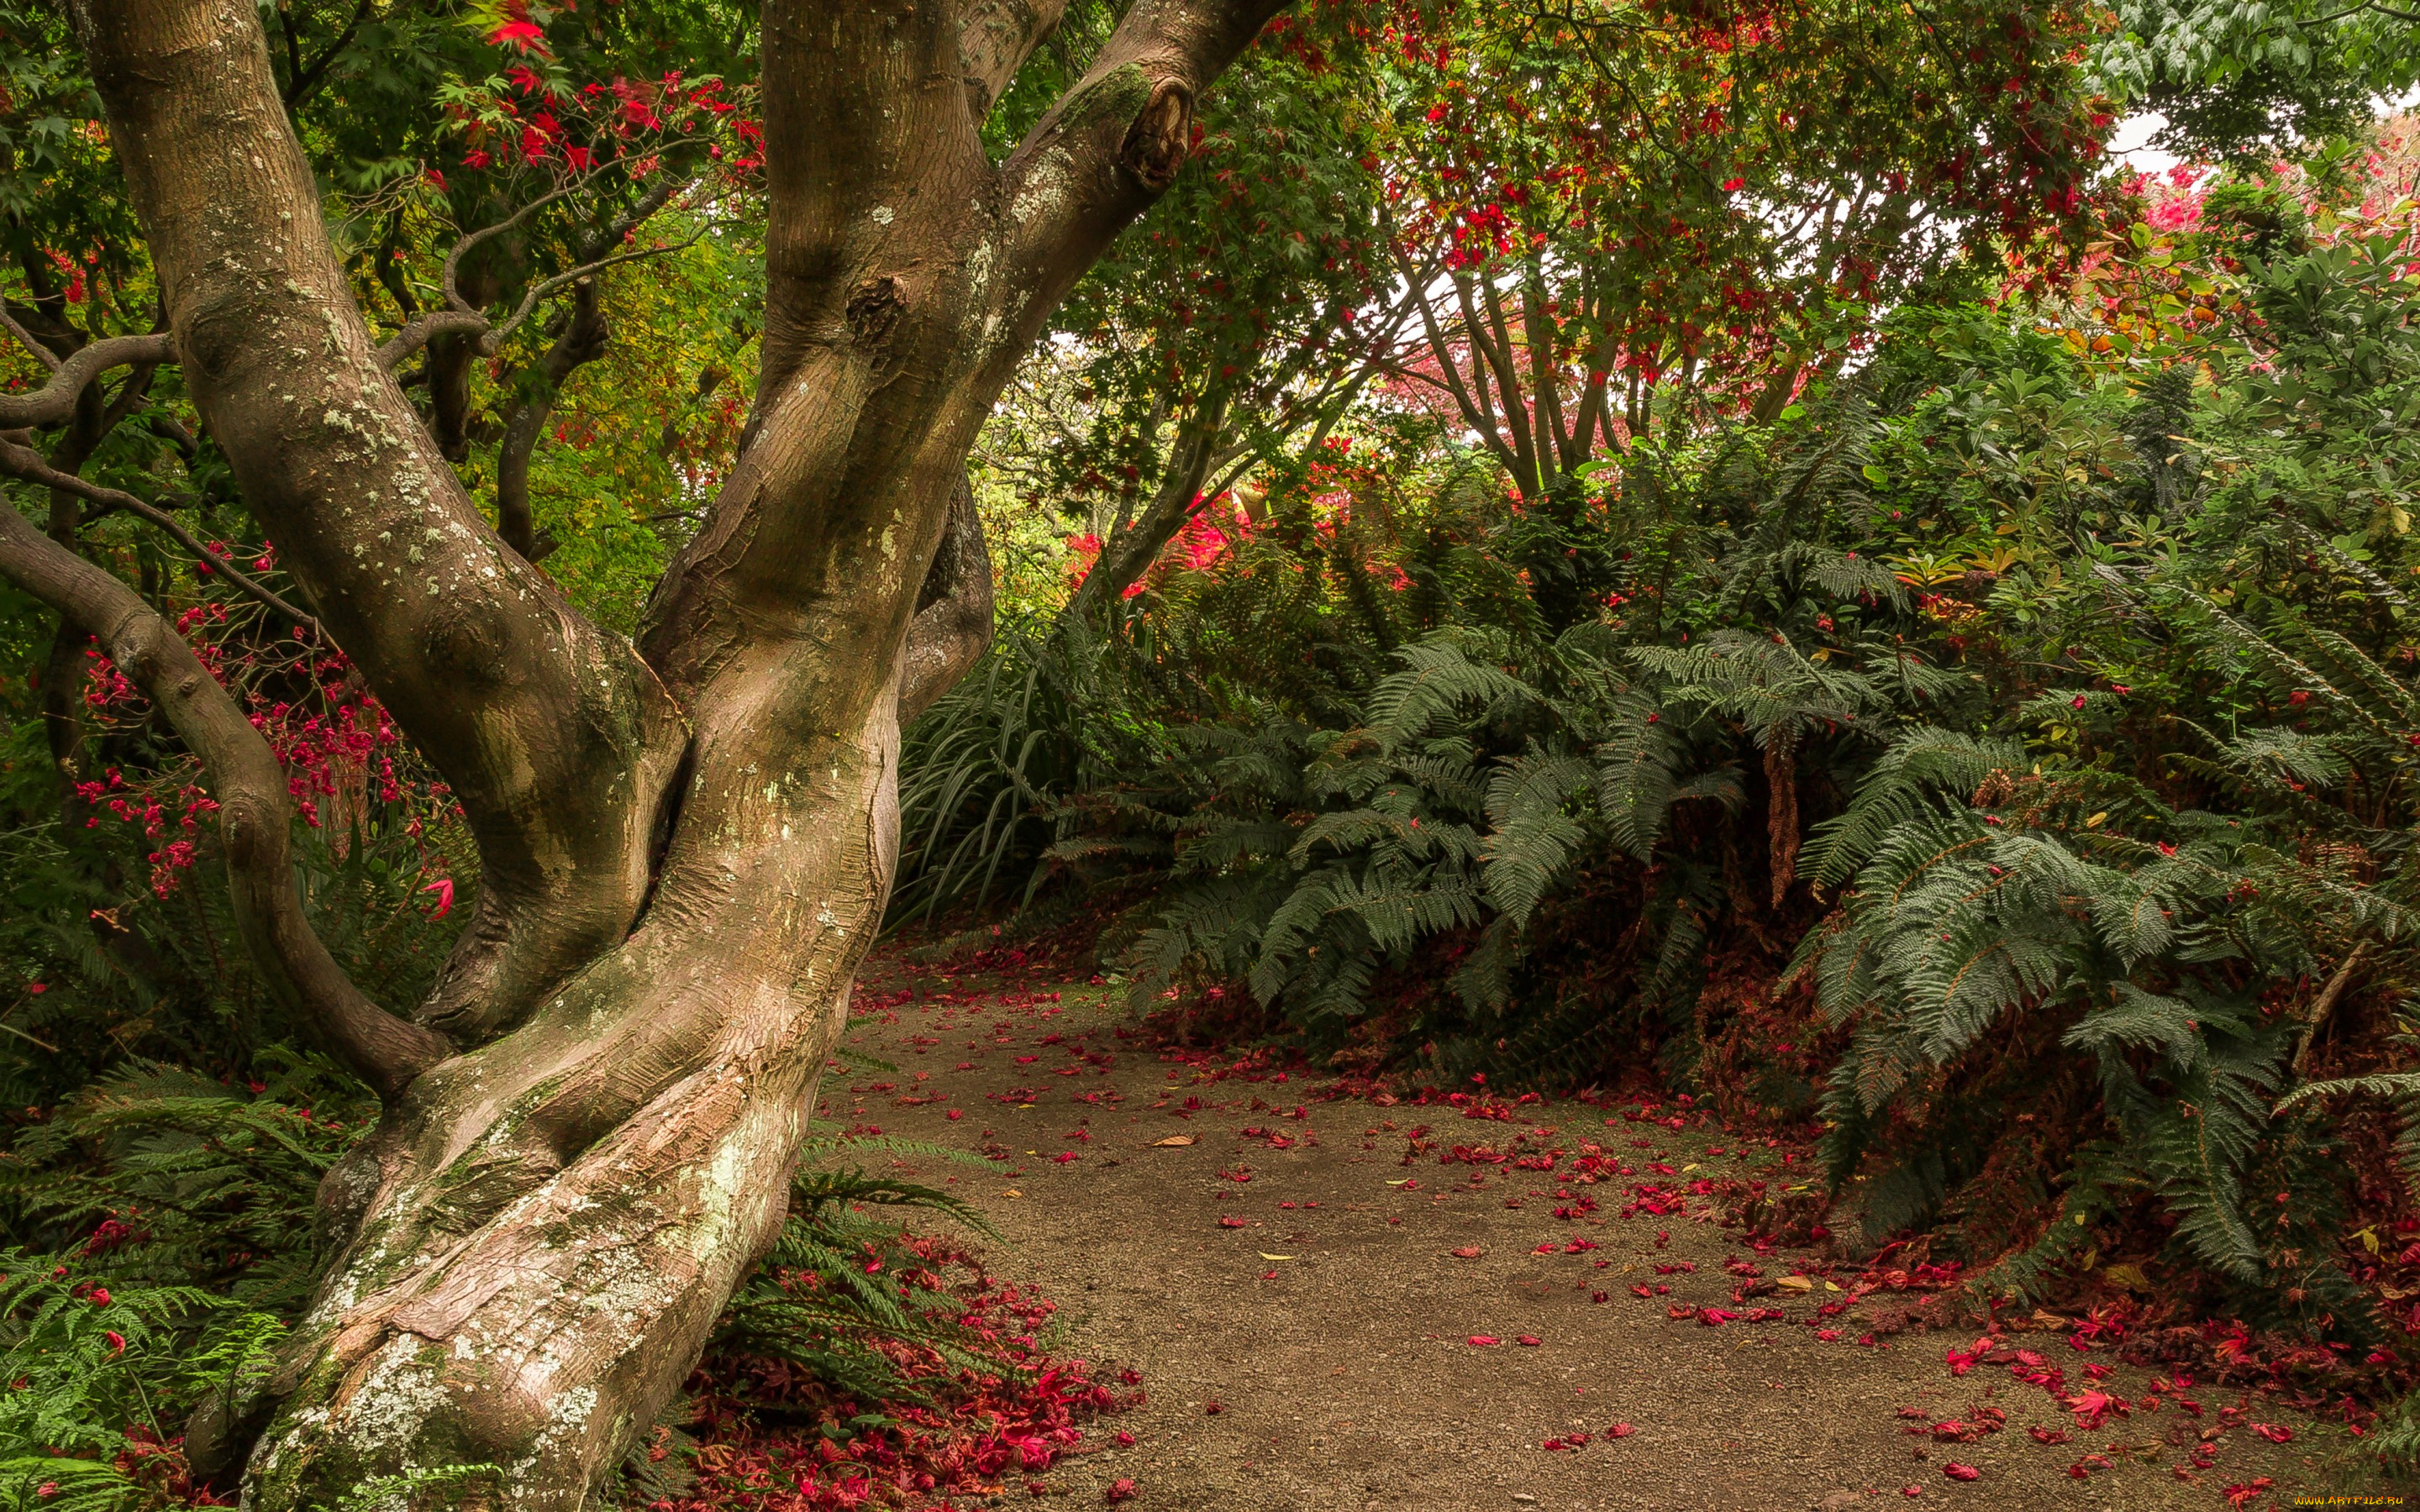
[496,280,610,561]
[960,0,1070,118]
[0,505,450,1097]
[0,305,61,370]
[997,0,1291,314]
[1065,391,1230,621]
[283,0,378,109]
[0,332,175,428]
[374,310,489,372]
[76,0,692,1045]
[0,436,320,629]
[898,470,994,722]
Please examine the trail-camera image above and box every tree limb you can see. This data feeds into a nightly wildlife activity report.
[960,0,1070,118]
[375,310,489,372]
[0,505,450,1097]
[898,471,995,722]
[0,305,61,370]
[76,0,693,1046]
[1065,391,1231,621]
[496,281,610,560]
[282,0,378,109]
[0,332,175,428]
[997,0,1291,315]
[0,436,321,629]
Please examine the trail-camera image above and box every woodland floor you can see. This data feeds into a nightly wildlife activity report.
[822,951,2396,1512]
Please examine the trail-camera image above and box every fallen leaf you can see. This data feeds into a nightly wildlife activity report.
[1003,1189,1023,1198]
[1450,1247,1482,1258]
[1776,1276,1814,1292]
[1217,1216,1246,1228]
[1151,1136,1195,1147]
[1259,1253,1293,1261]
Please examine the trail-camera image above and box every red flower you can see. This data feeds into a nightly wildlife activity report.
[1721,176,1745,191]
[422,877,455,920]
[1467,1334,1501,1346]
[2071,694,2087,709]
[1107,1481,1138,1504]
[104,1330,124,1356]
[1943,1463,1980,1481]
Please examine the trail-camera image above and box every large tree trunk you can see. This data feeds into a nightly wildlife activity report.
[28,0,1286,1503]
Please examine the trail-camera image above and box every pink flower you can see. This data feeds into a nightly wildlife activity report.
[422,878,455,920]
[105,1330,124,1355]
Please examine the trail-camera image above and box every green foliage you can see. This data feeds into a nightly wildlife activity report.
[707,1132,1009,1417]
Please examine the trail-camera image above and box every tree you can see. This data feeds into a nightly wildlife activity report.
[4,0,1286,1500]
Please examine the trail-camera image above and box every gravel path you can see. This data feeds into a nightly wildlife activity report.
[825,959,2383,1511]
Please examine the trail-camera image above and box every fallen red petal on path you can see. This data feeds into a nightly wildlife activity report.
[1516,1335,1541,1346]
[1468,1335,1501,1346]
[1942,1463,1980,1481]
[1107,1479,1137,1504]
[1608,1422,1635,1438]
[1450,1246,1481,1258]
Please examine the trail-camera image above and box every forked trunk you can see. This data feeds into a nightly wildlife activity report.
[244,687,902,1504]
[28,0,1286,1501]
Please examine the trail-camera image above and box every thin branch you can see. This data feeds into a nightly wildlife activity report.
[375,310,489,372]
[481,224,714,352]
[0,438,321,631]
[0,306,61,371]
[443,181,584,314]
[2307,0,2420,21]
[285,0,380,109]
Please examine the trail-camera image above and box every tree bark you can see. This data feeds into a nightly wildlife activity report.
[46,0,1290,1501]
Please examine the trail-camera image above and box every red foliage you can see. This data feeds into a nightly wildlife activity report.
[650,1236,1139,1510]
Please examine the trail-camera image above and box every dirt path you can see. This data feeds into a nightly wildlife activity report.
[826,961,2383,1511]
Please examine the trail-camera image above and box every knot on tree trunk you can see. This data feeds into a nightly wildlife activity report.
[846,276,908,344]
[1119,78,1193,191]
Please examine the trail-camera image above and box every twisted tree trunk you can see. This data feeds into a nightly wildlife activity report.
[16,0,1286,1502]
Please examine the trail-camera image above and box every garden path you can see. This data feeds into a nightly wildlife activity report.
[826,956,2373,1512]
